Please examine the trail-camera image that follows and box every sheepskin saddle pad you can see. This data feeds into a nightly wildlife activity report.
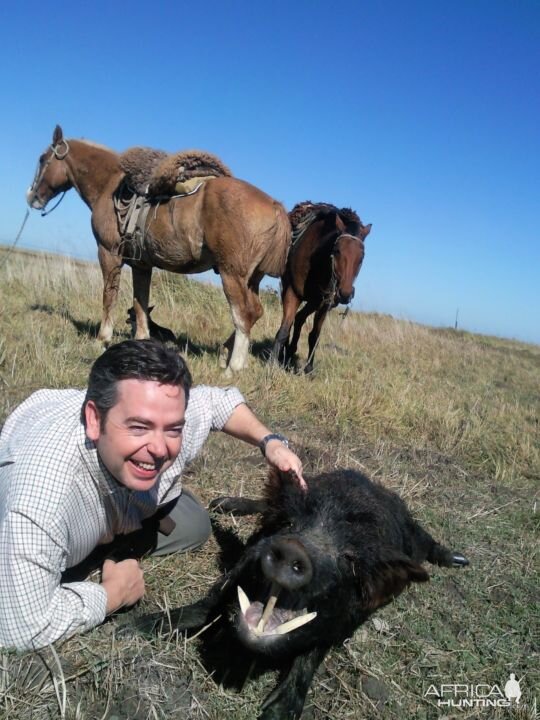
[119,147,232,197]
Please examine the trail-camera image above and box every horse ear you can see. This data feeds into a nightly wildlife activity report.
[52,125,63,145]
[361,223,372,239]
[323,210,341,232]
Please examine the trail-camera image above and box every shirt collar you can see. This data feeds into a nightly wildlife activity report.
[77,422,127,497]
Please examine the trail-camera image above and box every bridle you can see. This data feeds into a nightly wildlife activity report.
[29,138,71,216]
[327,233,362,308]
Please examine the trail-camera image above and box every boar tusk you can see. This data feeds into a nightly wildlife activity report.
[275,611,317,635]
[237,585,251,616]
[257,582,281,632]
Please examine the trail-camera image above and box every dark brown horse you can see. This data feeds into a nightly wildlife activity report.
[26,126,290,373]
[272,202,371,373]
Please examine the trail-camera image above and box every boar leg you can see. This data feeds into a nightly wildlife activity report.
[210,496,268,516]
[410,521,470,568]
[136,597,215,635]
[260,646,328,720]
[138,545,260,635]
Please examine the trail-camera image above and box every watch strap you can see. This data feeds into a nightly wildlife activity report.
[259,433,289,456]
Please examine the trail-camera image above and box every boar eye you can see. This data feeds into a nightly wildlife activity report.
[292,561,304,574]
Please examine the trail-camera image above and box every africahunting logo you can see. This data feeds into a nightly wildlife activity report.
[424,674,537,711]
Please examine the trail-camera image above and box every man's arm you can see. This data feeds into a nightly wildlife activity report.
[0,510,133,651]
[221,403,307,490]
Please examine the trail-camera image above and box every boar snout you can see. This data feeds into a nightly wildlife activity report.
[262,537,313,590]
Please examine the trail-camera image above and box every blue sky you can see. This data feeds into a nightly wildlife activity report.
[1,0,539,344]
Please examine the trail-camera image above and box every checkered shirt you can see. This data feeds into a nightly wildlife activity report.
[0,384,244,650]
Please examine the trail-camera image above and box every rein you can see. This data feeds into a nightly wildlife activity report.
[40,192,66,216]
[326,233,350,306]
[0,209,30,269]
[304,233,355,369]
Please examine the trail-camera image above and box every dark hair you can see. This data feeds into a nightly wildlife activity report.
[81,339,192,429]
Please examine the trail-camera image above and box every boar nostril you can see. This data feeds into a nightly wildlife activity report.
[262,538,313,590]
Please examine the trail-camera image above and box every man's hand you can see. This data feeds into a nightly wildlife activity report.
[221,403,307,491]
[264,441,307,491]
[102,558,145,614]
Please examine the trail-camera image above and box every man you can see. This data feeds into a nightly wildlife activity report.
[0,339,304,651]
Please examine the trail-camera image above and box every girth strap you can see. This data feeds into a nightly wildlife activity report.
[113,181,152,260]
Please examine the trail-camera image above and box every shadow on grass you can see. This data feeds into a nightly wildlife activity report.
[251,337,274,362]
[173,333,217,358]
[31,304,102,339]
[30,304,219,356]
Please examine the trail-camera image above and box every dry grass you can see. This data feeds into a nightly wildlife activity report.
[0,247,538,719]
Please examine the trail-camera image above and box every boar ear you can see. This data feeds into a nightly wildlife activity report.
[266,467,296,491]
[366,552,429,610]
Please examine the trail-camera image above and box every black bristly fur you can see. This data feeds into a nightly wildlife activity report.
[140,468,469,719]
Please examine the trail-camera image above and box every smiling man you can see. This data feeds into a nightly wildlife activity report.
[0,339,304,650]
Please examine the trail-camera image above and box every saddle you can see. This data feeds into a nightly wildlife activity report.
[119,147,232,197]
[114,147,233,255]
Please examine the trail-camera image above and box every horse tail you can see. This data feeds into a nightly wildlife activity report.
[257,201,291,278]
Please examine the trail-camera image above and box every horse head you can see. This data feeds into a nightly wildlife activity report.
[331,221,371,305]
[26,125,72,211]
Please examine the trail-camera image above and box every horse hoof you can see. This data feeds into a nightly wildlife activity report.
[218,347,229,370]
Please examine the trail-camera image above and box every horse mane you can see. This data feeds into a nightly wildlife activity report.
[119,146,232,196]
[289,201,363,241]
[77,139,116,152]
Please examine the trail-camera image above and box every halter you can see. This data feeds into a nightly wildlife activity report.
[29,138,71,216]
[326,232,360,308]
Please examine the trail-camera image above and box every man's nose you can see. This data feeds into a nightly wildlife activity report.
[147,432,168,457]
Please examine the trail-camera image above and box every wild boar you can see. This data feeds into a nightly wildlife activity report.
[143,468,468,719]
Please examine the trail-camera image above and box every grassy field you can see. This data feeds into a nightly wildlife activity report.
[0,247,538,719]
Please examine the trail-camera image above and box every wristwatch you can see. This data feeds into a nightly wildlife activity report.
[259,433,289,457]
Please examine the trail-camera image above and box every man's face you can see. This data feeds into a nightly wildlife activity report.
[85,379,186,492]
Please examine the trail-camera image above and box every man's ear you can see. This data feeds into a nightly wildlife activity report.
[365,552,429,611]
[84,401,102,441]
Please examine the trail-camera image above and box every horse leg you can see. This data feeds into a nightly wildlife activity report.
[97,245,123,345]
[219,332,235,370]
[220,272,259,374]
[288,301,318,368]
[271,285,301,366]
[304,305,329,374]
[131,266,153,340]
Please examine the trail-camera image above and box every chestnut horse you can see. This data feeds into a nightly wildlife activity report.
[272,202,371,373]
[26,126,290,373]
